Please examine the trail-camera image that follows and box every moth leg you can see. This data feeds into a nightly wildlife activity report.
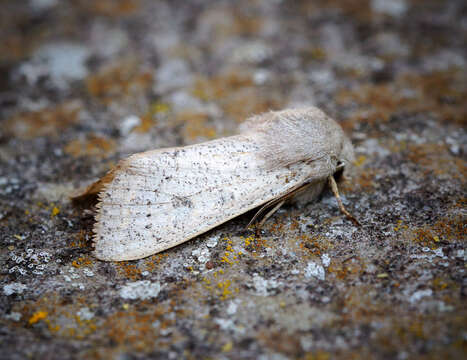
[328,175,361,226]
[258,200,286,228]
[248,182,313,229]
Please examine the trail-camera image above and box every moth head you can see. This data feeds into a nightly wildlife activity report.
[335,136,356,181]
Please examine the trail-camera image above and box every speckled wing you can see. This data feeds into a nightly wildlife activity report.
[93,135,326,261]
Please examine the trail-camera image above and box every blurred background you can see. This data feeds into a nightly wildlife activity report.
[0,0,465,359]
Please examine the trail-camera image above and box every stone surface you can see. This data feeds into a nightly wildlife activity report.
[0,0,465,359]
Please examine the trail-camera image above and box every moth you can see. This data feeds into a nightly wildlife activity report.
[74,107,359,261]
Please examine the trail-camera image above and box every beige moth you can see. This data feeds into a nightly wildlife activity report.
[75,107,359,261]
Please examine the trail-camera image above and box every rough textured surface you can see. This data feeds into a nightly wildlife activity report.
[0,0,465,359]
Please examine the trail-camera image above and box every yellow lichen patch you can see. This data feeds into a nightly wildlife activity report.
[432,277,458,292]
[217,279,234,300]
[354,155,366,167]
[222,341,233,352]
[221,241,241,265]
[29,310,48,325]
[64,134,116,158]
[4,101,81,139]
[86,59,153,104]
[393,220,408,232]
[243,236,253,248]
[51,206,60,217]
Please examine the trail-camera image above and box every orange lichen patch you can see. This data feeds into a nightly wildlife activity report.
[402,70,467,125]
[328,258,364,281]
[372,312,467,356]
[303,351,332,360]
[86,59,153,104]
[337,83,412,124]
[409,216,465,248]
[0,34,32,63]
[71,256,92,268]
[337,69,466,130]
[191,70,283,122]
[76,0,140,16]
[374,316,431,351]
[64,134,116,158]
[198,7,263,39]
[117,261,142,280]
[301,47,327,63]
[175,111,217,141]
[21,293,99,339]
[144,253,169,272]
[406,142,466,181]
[341,167,378,193]
[131,102,170,133]
[258,330,303,358]
[192,71,254,101]
[222,87,283,123]
[4,101,81,139]
[105,304,175,351]
[69,230,89,248]
[432,277,458,292]
[341,285,389,322]
[355,168,377,189]
[268,220,285,235]
[28,310,48,325]
[299,234,330,257]
[300,0,372,22]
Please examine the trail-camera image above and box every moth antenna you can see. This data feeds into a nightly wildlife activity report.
[328,175,361,226]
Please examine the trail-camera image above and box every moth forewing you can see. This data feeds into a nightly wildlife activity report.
[87,107,355,261]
